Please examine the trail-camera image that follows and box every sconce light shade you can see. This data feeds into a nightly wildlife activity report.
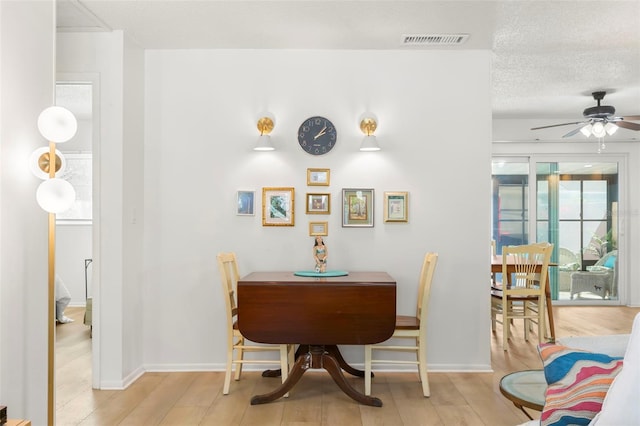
[36,178,76,213]
[29,147,66,180]
[359,112,381,151]
[37,106,77,143]
[360,135,380,151]
[254,134,275,151]
[255,112,276,151]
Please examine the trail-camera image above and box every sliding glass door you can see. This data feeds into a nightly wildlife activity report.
[492,158,620,303]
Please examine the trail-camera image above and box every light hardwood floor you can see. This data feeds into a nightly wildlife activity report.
[55,306,639,425]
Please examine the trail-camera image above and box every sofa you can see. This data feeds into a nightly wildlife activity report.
[518,311,640,425]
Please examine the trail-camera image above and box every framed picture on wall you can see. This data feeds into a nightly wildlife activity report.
[309,221,328,236]
[384,191,408,222]
[306,193,331,214]
[236,190,255,215]
[262,187,295,226]
[342,188,374,227]
[307,168,330,186]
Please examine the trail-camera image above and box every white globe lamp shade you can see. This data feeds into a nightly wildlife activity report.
[36,178,76,213]
[37,106,77,143]
[29,147,66,180]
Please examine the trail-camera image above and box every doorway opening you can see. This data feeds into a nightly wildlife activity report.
[492,158,621,303]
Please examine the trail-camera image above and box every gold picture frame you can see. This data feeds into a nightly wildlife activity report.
[342,188,374,227]
[306,193,331,214]
[262,187,295,226]
[307,168,330,186]
[384,191,408,222]
[309,221,328,236]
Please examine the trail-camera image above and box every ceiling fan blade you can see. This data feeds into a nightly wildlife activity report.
[619,115,640,121]
[562,126,585,138]
[531,121,585,130]
[616,121,640,131]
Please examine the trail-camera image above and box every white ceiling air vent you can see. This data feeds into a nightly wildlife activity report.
[402,34,469,45]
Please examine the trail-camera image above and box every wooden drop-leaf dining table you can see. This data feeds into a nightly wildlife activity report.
[237,271,396,407]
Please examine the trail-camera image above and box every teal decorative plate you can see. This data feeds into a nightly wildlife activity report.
[294,270,349,277]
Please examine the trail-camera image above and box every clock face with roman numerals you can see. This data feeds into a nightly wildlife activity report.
[298,116,337,155]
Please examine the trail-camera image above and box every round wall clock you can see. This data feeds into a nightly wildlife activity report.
[298,116,337,155]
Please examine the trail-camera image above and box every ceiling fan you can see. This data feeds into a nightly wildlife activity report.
[531,91,640,138]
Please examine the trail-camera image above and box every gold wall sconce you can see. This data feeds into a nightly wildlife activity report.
[359,112,380,151]
[255,112,276,151]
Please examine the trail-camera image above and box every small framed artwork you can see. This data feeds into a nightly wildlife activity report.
[384,191,409,222]
[307,168,330,186]
[236,190,255,215]
[262,187,295,226]
[309,221,328,236]
[306,193,331,214]
[342,188,374,227]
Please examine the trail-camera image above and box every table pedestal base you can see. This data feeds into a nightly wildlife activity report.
[251,345,383,407]
[262,344,372,378]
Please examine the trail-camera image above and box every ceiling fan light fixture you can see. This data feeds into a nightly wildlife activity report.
[580,124,592,137]
[531,90,640,139]
[591,122,606,138]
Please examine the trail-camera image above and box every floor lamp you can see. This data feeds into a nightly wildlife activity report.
[31,106,77,425]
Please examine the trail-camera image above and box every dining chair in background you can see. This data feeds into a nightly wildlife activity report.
[491,239,500,289]
[364,252,438,397]
[216,252,293,395]
[491,243,553,351]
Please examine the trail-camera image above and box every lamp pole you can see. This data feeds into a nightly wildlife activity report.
[47,140,56,426]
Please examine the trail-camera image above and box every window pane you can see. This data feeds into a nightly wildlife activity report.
[558,221,581,256]
[559,181,580,219]
[538,180,548,220]
[583,221,608,262]
[583,181,607,220]
[536,221,548,242]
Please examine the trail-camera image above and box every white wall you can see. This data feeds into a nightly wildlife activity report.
[143,49,493,371]
[121,34,146,383]
[0,1,54,423]
[57,31,147,389]
[57,36,493,387]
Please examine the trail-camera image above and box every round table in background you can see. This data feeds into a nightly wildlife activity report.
[499,369,546,420]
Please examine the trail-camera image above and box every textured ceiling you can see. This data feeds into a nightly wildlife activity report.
[57,0,640,130]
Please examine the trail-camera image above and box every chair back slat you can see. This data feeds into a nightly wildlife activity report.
[502,243,553,295]
[217,252,241,322]
[417,252,438,322]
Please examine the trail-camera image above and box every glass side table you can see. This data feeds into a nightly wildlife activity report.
[499,369,546,420]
